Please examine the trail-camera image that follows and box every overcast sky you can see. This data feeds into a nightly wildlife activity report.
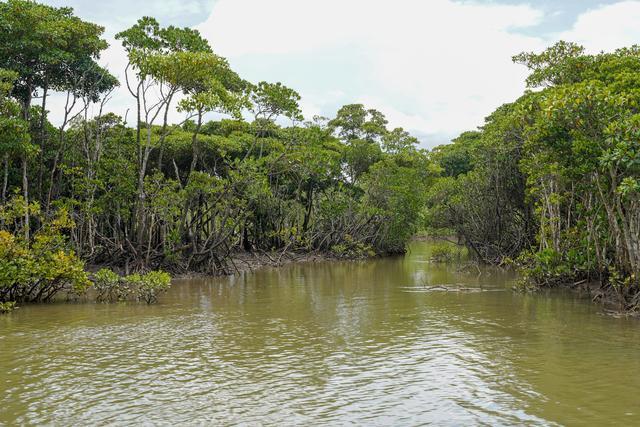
[41,0,640,148]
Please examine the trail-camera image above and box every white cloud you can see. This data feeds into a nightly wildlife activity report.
[42,1,640,149]
[197,0,546,147]
[557,1,640,53]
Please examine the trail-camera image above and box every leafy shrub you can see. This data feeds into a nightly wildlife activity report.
[430,242,462,263]
[0,301,16,314]
[126,271,172,304]
[517,248,583,288]
[93,268,131,302]
[330,234,376,259]
[0,199,91,303]
[92,269,171,304]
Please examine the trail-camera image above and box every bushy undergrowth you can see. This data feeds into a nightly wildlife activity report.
[426,42,640,310]
[0,196,172,308]
[429,242,464,263]
[330,235,376,259]
[0,301,16,314]
[94,269,171,304]
[0,199,90,303]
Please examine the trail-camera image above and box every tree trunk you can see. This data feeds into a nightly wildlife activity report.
[136,125,153,246]
[156,92,175,172]
[37,84,48,202]
[22,155,29,241]
[2,154,8,204]
[302,183,313,234]
[21,88,32,242]
[189,110,204,175]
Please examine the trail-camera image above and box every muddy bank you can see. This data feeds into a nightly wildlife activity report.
[86,250,349,279]
[175,250,346,279]
[525,279,640,318]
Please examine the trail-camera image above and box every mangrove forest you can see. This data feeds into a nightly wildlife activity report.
[4,0,640,425]
[0,1,639,312]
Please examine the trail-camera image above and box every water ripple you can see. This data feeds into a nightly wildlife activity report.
[2,243,640,425]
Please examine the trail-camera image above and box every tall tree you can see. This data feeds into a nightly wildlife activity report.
[0,0,112,236]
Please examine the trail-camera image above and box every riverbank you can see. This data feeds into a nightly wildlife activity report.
[85,249,374,280]
[559,280,640,317]
[176,250,345,279]
[515,274,640,317]
[416,235,640,316]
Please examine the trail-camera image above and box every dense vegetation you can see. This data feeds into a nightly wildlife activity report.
[427,42,640,310]
[2,0,638,313]
[0,1,429,304]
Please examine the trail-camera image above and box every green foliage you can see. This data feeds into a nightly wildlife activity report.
[429,131,478,177]
[428,41,640,309]
[93,268,171,304]
[250,81,303,122]
[0,69,32,164]
[116,16,211,57]
[0,0,113,104]
[362,157,430,253]
[426,102,535,263]
[93,268,129,302]
[382,127,419,154]
[2,0,631,315]
[127,270,171,304]
[330,235,375,259]
[429,242,463,263]
[517,249,577,287]
[0,197,90,303]
[329,104,387,142]
[0,2,430,285]
[0,301,16,313]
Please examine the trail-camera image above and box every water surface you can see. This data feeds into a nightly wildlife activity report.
[1,242,639,425]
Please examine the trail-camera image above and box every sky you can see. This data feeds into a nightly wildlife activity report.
[41,0,640,148]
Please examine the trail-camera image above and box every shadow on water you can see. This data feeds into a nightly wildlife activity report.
[1,241,639,425]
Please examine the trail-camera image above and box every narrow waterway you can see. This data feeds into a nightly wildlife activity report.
[1,241,639,425]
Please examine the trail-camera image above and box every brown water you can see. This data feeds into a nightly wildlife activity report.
[1,241,640,425]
